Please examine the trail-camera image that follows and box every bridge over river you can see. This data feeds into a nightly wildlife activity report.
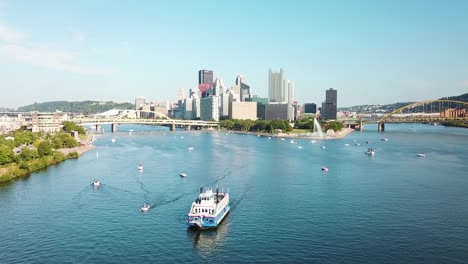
[341,99,468,131]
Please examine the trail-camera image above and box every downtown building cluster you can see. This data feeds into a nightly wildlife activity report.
[134,68,338,122]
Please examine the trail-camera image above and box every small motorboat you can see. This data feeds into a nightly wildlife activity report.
[311,140,317,144]
[366,141,371,144]
[268,137,271,139]
[111,138,116,143]
[290,140,295,144]
[257,135,261,137]
[381,138,389,142]
[93,180,100,187]
[321,145,326,149]
[355,143,361,146]
[297,146,303,149]
[188,147,194,150]
[138,162,143,171]
[141,204,151,212]
[180,173,187,177]
[365,148,375,156]
[344,143,350,147]
[417,154,426,157]
[280,138,285,141]
[321,166,329,172]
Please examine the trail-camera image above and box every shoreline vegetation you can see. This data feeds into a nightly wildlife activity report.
[441,120,468,128]
[0,122,95,184]
[219,118,353,139]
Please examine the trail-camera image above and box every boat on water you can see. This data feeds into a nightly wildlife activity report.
[297,146,303,149]
[290,140,295,144]
[141,204,150,212]
[180,172,187,177]
[417,153,426,157]
[280,138,285,141]
[138,162,143,171]
[187,187,230,229]
[355,143,361,146]
[344,143,350,146]
[188,147,194,150]
[321,145,326,149]
[381,138,389,142]
[93,180,100,186]
[365,148,375,156]
[311,140,317,144]
[321,166,329,172]
[111,138,116,143]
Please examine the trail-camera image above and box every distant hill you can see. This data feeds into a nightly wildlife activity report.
[0,107,14,112]
[340,93,468,114]
[17,100,134,114]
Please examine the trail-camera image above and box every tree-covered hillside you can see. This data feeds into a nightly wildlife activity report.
[17,101,134,114]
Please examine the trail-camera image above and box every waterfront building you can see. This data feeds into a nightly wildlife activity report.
[229,102,257,120]
[304,103,317,114]
[135,97,146,110]
[200,96,220,121]
[31,112,61,133]
[441,108,466,118]
[0,114,24,134]
[179,98,194,120]
[192,97,201,119]
[220,92,230,119]
[286,80,294,105]
[269,68,287,103]
[265,103,293,121]
[246,96,268,120]
[322,88,337,120]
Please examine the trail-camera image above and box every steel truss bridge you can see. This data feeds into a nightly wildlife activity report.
[71,110,219,132]
[341,99,468,131]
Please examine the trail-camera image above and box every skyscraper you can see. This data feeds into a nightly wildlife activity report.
[322,88,337,119]
[198,70,213,85]
[286,80,294,105]
[268,68,286,103]
[135,97,146,110]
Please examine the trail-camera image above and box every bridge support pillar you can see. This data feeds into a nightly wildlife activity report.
[185,125,191,131]
[170,123,176,131]
[359,120,364,131]
[378,122,385,132]
[95,125,101,132]
[111,123,118,133]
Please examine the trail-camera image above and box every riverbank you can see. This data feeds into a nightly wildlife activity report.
[220,127,354,140]
[0,133,95,184]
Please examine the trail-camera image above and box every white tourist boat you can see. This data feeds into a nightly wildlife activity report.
[180,172,187,177]
[417,153,426,157]
[187,187,230,229]
[138,162,143,171]
[93,180,100,187]
[141,204,151,212]
[365,148,375,156]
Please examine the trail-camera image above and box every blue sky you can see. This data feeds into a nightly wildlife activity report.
[0,0,467,108]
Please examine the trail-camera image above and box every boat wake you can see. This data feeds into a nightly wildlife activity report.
[149,170,232,210]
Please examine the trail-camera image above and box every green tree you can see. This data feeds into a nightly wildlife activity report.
[62,121,86,135]
[38,141,52,157]
[0,144,14,165]
[18,147,39,161]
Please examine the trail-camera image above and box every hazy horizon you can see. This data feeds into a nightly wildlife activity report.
[1,0,467,108]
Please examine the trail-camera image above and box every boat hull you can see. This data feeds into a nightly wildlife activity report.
[187,205,230,229]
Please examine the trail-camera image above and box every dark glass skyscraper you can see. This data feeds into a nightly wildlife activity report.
[304,103,317,113]
[198,70,213,85]
[322,88,337,119]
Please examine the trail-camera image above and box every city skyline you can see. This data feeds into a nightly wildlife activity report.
[1,0,468,108]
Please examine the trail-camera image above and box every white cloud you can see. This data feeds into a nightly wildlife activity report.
[0,23,24,43]
[0,44,111,75]
[0,22,111,76]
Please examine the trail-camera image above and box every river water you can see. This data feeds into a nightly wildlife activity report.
[0,124,467,263]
